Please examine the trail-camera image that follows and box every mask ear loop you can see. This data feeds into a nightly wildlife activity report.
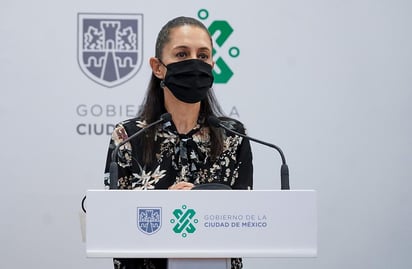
[157,58,166,67]
[157,58,167,88]
[156,58,167,89]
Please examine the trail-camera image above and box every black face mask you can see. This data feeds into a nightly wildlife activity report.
[161,59,214,104]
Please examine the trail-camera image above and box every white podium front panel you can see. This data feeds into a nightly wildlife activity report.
[86,190,316,258]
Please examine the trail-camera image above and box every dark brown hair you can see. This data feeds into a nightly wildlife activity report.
[138,16,225,164]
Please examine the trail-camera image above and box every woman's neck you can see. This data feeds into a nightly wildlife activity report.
[164,91,200,134]
[171,107,200,134]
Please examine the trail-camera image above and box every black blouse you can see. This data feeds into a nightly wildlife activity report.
[104,117,253,190]
[104,116,253,269]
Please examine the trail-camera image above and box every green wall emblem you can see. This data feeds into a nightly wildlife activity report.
[198,9,240,84]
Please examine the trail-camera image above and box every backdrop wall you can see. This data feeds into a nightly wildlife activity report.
[1,0,411,268]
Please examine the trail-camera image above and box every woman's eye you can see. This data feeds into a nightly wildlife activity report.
[198,54,209,60]
[176,52,187,58]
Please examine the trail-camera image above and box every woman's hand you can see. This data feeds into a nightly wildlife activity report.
[168,182,194,190]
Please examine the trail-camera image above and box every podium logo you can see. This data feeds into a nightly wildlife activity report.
[137,207,162,235]
[77,13,143,88]
[170,205,198,238]
[198,9,240,84]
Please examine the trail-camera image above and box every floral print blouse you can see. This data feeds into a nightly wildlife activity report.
[103,116,253,269]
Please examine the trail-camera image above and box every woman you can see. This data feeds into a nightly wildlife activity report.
[104,16,253,269]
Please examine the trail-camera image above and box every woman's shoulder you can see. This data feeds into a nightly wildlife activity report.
[217,116,247,135]
[113,116,147,135]
[118,116,147,128]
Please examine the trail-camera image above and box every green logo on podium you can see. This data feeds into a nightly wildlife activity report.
[170,205,199,238]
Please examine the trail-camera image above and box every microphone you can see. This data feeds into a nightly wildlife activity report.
[109,113,172,189]
[208,116,290,190]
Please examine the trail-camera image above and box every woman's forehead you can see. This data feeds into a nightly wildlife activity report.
[166,25,212,49]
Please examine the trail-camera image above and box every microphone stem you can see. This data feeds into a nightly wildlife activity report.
[218,123,287,165]
[217,122,290,190]
[243,134,287,165]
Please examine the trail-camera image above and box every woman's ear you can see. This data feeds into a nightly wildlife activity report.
[149,57,164,79]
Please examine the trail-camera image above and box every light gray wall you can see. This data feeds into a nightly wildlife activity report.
[0,1,411,268]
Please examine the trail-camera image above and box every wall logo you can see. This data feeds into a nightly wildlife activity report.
[170,205,198,238]
[77,13,143,88]
[137,207,161,235]
[198,9,240,84]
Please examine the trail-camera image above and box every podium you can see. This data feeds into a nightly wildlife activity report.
[85,189,317,268]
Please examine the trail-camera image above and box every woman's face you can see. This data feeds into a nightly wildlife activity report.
[160,25,214,67]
